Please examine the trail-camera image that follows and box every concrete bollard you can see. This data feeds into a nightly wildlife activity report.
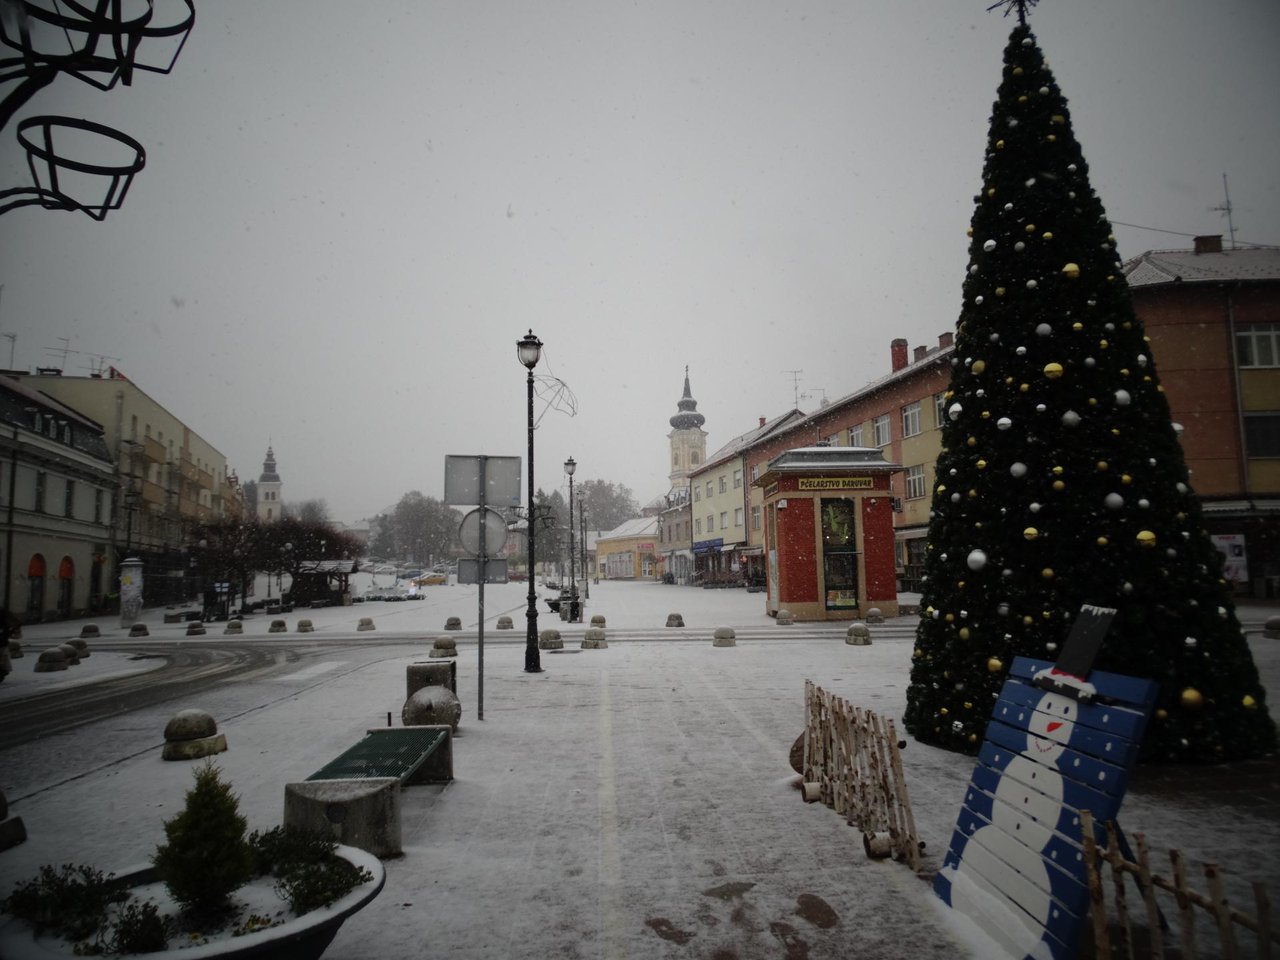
[34,647,68,672]
[846,623,872,646]
[581,627,608,650]
[496,615,514,630]
[430,636,458,658]
[186,621,207,637]
[161,708,227,761]
[666,613,684,628]
[865,607,884,624]
[712,626,736,647]
[590,614,606,627]
[67,638,90,659]
[128,623,149,637]
[1266,615,1280,640]
[402,686,462,731]
[358,617,375,632]
[8,640,21,659]
[57,643,81,665]
[223,619,243,636]
[776,609,794,625]
[538,629,564,650]
[79,624,100,640]
[269,619,287,633]
[444,616,462,631]
[297,619,314,633]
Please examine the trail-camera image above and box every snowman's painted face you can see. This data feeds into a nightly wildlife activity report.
[1027,692,1077,760]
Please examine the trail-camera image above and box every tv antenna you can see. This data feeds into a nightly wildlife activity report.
[44,336,80,370]
[783,369,803,408]
[84,353,121,377]
[1212,173,1237,250]
[802,387,828,408]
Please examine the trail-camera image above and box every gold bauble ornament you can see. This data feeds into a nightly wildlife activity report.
[1044,362,1064,379]
[1051,114,1065,125]
[986,657,1003,673]
[1047,134,1056,142]
[940,707,949,716]
[971,359,986,374]
[1243,694,1258,710]
[1022,616,1033,626]
[968,733,979,744]
[1012,66,1024,76]
[1097,536,1109,546]
[1052,465,1064,475]
[1179,687,1204,710]
[945,613,955,622]
[996,140,1005,149]
[976,459,987,469]
[995,287,1007,297]
[1041,568,1055,579]
[1096,461,1108,470]
[1155,708,1168,721]
[967,436,977,447]
[1042,231,1053,240]
[1052,480,1065,492]
[1136,530,1157,548]
[1023,527,1040,540]
[959,628,971,640]
[1062,262,1081,279]
[1072,321,1083,331]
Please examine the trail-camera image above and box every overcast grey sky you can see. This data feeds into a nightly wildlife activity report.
[2,0,1277,524]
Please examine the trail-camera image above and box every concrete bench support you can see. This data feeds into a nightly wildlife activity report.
[283,777,402,858]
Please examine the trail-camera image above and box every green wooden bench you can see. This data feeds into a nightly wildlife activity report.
[307,725,452,785]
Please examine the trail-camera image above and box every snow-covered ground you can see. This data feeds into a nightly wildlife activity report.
[2,580,1277,959]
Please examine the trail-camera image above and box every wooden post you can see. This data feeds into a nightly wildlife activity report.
[1133,832,1165,960]
[1081,810,1114,960]
[1170,848,1199,960]
[1251,880,1270,960]
[1104,819,1135,960]
[1204,864,1238,960]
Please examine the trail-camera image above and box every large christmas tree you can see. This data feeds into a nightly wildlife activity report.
[902,8,1275,763]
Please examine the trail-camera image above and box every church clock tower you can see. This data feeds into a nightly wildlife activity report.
[668,367,707,489]
[256,445,283,521]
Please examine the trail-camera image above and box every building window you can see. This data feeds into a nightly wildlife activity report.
[1243,413,1280,457]
[693,486,701,502]
[706,482,712,497]
[905,464,927,499]
[733,468,742,489]
[873,414,891,447]
[1238,323,1280,367]
[750,464,760,481]
[849,424,864,446]
[94,489,104,523]
[720,511,728,529]
[902,402,921,438]
[734,507,743,527]
[707,514,714,531]
[751,505,761,531]
[34,471,46,513]
[719,476,727,494]
[64,479,75,518]
[673,451,679,466]
[691,452,700,464]
[935,392,948,428]
[695,517,702,534]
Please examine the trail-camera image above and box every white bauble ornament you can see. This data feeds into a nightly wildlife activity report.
[983,239,997,252]
[1016,346,1027,355]
[1067,163,1077,172]
[969,264,979,275]
[1062,410,1081,427]
[1137,354,1148,367]
[997,603,1010,616]
[1025,177,1036,187]
[1115,389,1131,406]
[1015,241,1026,252]
[1035,323,1052,336]
[1026,279,1038,289]
[1105,493,1124,510]
[1172,422,1184,435]
[1185,637,1198,648]
[1138,499,1150,509]
[1036,404,1047,413]
[1176,483,1188,494]
[997,417,1012,430]
[1010,462,1028,478]
[948,402,963,421]
[1084,357,1096,368]
[989,333,1000,342]
[975,296,984,305]
[967,550,988,571]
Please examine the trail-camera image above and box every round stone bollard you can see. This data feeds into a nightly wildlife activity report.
[590,614,606,628]
[776,609,795,625]
[1266,615,1280,640]
[538,629,563,650]
[128,623,149,638]
[8,640,22,659]
[223,619,243,636]
[666,613,685,628]
[846,623,873,646]
[581,627,608,650]
[402,685,462,731]
[865,607,884,624]
[269,619,288,634]
[161,708,227,761]
[296,619,314,633]
[444,616,462,631]
[79,624,100,640]
[430,636,458,658]
[68,638,90,659]
[358,617,375,632]
[407,661,456,699]
[57,642,81,665]
[712,626,736,647]
[186,621,207,637]
[496,615,514,630]
[35,647,69,672]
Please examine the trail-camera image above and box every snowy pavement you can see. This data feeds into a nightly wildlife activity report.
[2,580,1278,959]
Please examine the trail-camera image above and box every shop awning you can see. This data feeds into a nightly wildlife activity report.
[738,546,763,557]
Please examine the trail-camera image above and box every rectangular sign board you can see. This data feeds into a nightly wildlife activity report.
[444,455,522,507]
[457,558,508,584]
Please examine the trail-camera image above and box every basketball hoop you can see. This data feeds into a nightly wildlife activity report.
[0,115,146,219]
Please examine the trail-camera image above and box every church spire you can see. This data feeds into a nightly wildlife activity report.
[669,366,706,430]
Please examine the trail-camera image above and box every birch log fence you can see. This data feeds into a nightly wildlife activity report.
[1080,810,1277,960]
[802,680,923,872]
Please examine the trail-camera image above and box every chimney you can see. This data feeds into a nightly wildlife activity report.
[759,416,766,427]
[939,331,955,349]
[913,345,929,362]
[890,338,909,372]
[1193,235,1223,254]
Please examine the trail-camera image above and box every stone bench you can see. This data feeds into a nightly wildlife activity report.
[284,725,453,858]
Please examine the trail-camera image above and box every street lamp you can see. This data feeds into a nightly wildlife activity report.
[564,456,577,621]
[518,329,544,672]
[579,494,589,600]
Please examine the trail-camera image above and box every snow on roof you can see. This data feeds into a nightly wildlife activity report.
[764,445,901,473]
[698,409,807,470]
[596,516,659,542]
[1123,247,1280,287]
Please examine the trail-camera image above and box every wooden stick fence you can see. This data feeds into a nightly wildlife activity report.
[802,680,923,872]
[1080,810,1277,960]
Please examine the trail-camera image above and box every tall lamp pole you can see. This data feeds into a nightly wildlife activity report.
[580,495,589,600]
[518,330,544,672]
[565,456,577,620]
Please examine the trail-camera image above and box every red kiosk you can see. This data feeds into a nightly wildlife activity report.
[755,446,902,622]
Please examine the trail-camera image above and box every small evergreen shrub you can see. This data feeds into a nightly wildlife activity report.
[152,760,254,911]
[108,899,168,954]
[1,863,125,940]
[250,826,373,914]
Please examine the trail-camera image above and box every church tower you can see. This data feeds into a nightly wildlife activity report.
[256,444,283,521]
[668,367,707,490]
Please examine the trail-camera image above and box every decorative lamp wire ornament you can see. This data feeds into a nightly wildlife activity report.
[0,115,145,218]
[0,0,154,91]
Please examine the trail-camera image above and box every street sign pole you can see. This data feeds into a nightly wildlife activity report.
[477,457,486,721]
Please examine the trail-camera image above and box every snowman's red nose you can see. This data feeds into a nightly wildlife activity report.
[1046,721,1064,733]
